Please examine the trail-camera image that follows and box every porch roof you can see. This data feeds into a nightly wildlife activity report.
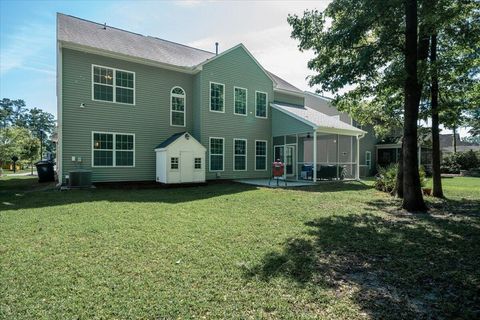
[271,103,366,137]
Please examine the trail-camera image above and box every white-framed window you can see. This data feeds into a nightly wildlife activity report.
[233,139,247,171]
[171,157,179,170]
[194,157,202,169]
[92,131,135,167]
[234,87,247,116]
[209,137,224,171]
[365,151,372,169]
[170,86,186,127]
[255,91,268,118]
[92,65,135,105]
[255,140,267,170]
[210,82,225,112]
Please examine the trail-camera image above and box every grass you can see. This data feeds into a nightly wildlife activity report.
[0,176,479,319]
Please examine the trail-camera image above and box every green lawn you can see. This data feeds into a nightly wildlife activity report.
[1,176,479,319]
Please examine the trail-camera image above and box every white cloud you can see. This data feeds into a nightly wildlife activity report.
[0,22,54,76]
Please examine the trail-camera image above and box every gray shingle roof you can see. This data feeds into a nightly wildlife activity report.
[267,71,303,94]
[57,13,215,68]
[271,103,365,136]
[58,13,304,95]
[155,132,186,149]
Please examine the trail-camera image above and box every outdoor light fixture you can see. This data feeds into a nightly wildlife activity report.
[80,103,85,108]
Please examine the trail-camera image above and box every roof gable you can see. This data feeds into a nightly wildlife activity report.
[155,132,205,150]
[195,44,275,85]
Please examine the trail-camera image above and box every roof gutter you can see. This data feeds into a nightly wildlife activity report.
[274,87,305,98]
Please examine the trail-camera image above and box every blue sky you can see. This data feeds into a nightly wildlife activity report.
[0,0,469,136]
[1,0,327,118]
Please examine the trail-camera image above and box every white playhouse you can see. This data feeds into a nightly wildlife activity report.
[155,132,206,184]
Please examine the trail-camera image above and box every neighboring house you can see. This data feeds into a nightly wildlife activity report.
[56,14,366,184]
[440,133,480,155]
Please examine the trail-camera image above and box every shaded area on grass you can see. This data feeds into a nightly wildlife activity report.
[246,212,480,319]
[0,176,371,211]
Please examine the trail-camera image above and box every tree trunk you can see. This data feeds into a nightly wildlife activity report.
[430,33,444,198]
[403,0,427,212]
[453,126,457,153]
[395,142,404,198]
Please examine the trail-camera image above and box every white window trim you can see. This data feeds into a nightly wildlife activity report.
[233,86,248,116]
[170,157,179,171]
[194,157,202,170]
[91,64,136,106]
[209,137,225,172]
[365,151,372,169]
[170,86,186,127]
[209,81,225,113]
[91,131,135,167]
[255,91,268,119]
[255,139,268,171]
[233,138,247,171]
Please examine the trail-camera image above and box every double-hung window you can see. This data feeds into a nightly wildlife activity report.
[93,65,135,105]
[365,151,372,169]
[234,87,247,115]
[93,132,134,167]
[233,139,247,171]
[255,91,268,118]
[255,140,267,170]
[210,82,225,112]
[171,87,186,127]
[209,137,224,171]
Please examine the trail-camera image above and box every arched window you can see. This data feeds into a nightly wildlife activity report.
[171,87,186,127]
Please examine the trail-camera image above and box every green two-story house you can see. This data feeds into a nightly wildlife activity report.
[57,13,369,185]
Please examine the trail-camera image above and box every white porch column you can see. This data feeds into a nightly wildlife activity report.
[336,134,340,180]
[283,135,287,180]
[355,135,360,180]
[313,132,317,182]
[295,133,299,181]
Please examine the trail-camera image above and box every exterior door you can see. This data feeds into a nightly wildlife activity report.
[274,145,296,177]
[180,151,194,183]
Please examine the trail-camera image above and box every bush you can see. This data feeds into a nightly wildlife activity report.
[374,164,426,195]
[458,150,479,170]
[374,164,398,194]
[441,150,479,173]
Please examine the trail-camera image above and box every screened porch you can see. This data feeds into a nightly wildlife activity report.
[271,103,366,182]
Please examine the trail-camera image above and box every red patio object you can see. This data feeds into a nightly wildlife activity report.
[272,161,285,177]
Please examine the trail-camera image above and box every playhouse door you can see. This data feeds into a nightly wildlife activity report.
[180,151,194,183]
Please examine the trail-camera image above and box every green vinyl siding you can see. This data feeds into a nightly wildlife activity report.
[61,48,194,183]
[274,91,305,106]
[272,108,313,137]
[198,46,274,179]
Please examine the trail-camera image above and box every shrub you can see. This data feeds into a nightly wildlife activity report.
[457,150,479,170]
[374,164,398,194]
[374,164,426,194]
[441,150,479,173]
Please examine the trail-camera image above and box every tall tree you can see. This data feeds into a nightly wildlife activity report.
[288,0,429,210]
[403,0,427,211]
[430,33,444,197]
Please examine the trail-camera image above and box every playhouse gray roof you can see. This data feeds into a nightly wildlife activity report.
[155,132,186,149]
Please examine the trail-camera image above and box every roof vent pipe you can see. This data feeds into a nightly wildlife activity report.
[103,23,107,30]
[215,42,219,55]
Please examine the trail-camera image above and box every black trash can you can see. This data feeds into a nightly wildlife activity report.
[35,160,55,183]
